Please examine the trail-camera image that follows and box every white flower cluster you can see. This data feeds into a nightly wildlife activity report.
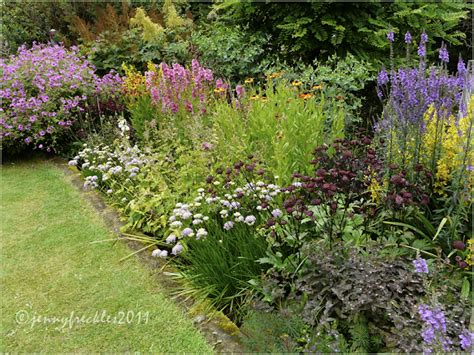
[68,143,149,193]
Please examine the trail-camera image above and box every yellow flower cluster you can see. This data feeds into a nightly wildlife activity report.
[466,239,474,266]
[420,96,474,195]
[121,63,148,100]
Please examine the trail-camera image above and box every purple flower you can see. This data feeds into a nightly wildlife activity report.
[418,43,426,58]
[236,84,245,98]
[17,124,24,131]
[377,68,389,86]
[182,228,194,237]
[413,257,429,273]
[421,32,428,43]
[387,31,395,42]
[165,234,176,244]
[439,44,449,63]
[201,141,213,151]
[405,31,412,44]
[24,137,31,144]
[459,330,473,350]
[39,130,45,136]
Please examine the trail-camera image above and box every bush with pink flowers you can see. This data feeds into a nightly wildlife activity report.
[0,43,123,154]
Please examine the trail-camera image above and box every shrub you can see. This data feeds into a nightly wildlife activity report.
[0,43,122,154]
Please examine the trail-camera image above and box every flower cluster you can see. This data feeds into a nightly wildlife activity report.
[69,142,148,192]
[418,304,473,352]
[144,59,215,115]
[412,257,429,273]
[0,43,123,152]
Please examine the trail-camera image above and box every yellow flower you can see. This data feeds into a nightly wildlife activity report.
[298,93,313,100]
[214,87,226,93]
[268,71,283,79]
[250,95,260,100]
[244,78,254,84]
[312,84,323,90]
[291,80,303,87]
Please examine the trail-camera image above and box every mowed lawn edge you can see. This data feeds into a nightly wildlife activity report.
[0,158,212,353]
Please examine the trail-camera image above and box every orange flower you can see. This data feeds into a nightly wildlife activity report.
[298,93,313,100]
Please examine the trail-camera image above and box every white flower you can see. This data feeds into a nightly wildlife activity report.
[106,189,113,194]
[219,210,228,216]
[223,221,234,230]
[197,188,205,193]
[196,228,208,239]
[165,234,176,244]
[176,203,183,208]
[235,215,244,222]
[121,197,127,202]
[68,160,77,166]
[194,196,203,202]
[168,215,176,222]
[244,215,257,226]
[170,221,182,229]
[152,249,167,258]
[194,213,203,219]
[172,243,183,255]
[256,206,263,211]
[292,182,303,187]
[192,219,203,225]
[271,209,282,218]
[203,216,209,221]
[82,162,90,169]
[181,211,193,220]
[213,181,220,186]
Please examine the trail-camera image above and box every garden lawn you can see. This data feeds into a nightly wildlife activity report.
[0,158,212,353]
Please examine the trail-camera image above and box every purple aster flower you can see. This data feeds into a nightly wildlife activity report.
[17,124,24,131]
[387,31,395,42]
[405,31,412,44]
[439,44,449,63]
[39,130,46,136]
[377,67,389,86]
[413,257,429,273]
[24,137,32,144]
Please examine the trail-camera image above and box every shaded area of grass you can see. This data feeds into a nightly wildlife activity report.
[0,159,212,352]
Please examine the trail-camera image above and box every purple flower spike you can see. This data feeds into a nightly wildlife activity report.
[418,43,426,58]
[387,31,395,42]
[377,68,389,86]
[413,257,429,273]
[421,32,428,43]
[459,330,473,350]
[439,44,449,63]
[405,31,412,44]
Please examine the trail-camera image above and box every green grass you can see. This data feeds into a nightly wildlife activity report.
[0,159,212,353]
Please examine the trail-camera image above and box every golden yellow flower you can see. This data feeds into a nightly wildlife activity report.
[244,78,254,84]
[214,87,226,93]
[291,80,303,87]
[250,95,260,100]
[312,84,323,90]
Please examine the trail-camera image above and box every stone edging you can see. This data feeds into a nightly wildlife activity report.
[51,157,244,353]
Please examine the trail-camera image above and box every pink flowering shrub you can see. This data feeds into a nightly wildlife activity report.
[0,43,123,153]
[145,59,216,115]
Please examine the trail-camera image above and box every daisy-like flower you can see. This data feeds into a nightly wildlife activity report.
[244,215,257,226]
[196,228,208,239]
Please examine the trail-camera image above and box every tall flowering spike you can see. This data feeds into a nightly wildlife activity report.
[421,32,428,43]
[377,67,389,86]
[439,43,449,63]
[405,31,412,44]
[387,31,395,42]
[418,42,426,58]
[457,56,467,76]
